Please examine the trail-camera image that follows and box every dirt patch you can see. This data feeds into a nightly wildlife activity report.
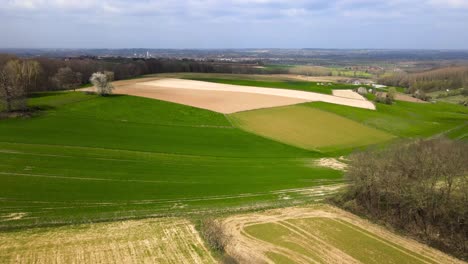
[0,213,28,221]
[315,158,348,171]
[222,205,463,264]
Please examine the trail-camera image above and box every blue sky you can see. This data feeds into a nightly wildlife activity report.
[1,0,468,49]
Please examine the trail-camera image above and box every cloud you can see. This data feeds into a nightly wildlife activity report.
[0,0,467,49]
[429,0,468,8]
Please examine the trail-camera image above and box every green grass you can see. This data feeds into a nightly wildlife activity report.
[289,218,436,264]
[230,105,394,152]
[0,92,341,229]
[183,77,360,95]
[308,101,468,138]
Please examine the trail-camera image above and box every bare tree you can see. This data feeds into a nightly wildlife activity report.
[53,67,82,91]
[0,60,38,112]
[336,138,468,259]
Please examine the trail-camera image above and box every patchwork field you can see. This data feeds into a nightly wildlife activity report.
[0,217,215,264]
[2,73,468,263]
[230,105,394,152]
[223,205,463,264]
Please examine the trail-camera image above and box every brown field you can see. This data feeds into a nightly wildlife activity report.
[0,218,215,264]
[140,79,376,110]
[222,205,463,264]
[110,85,309,114]
[332,89,367,100]
[84,78,375,113]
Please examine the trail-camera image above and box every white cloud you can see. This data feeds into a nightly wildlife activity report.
[429,0,468,8]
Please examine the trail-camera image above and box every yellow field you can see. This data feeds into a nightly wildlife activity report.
[230,105,394,151]
[0,218,215,264]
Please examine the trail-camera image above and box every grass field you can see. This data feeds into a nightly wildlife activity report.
[308,101,468,138]
[0,217,215,263]
[0,92,343,229]
[223,205,462,264]
[230,105,394,152]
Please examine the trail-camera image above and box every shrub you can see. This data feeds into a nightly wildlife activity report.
[200,218,230,252]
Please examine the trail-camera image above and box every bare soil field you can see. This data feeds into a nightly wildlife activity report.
[222,205,463,264]
[83,78,375,113]
[0,218,215,264]
[332,89,367,100]
[140,79,376,110]
[110,85,309,114]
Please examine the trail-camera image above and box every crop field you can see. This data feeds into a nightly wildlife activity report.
[0,92,345,229]
[0,217,215,264]
[230,105,394,152]
[223,205,463,264]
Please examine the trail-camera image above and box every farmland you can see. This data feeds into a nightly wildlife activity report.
[230,105,394,152]
[0,217,215,263]
[223,205,463,263]
[183,77,359,95]
[1,73,467,263]
[0,91,344,229]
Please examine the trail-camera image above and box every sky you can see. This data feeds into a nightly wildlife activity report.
[1,0,468,49]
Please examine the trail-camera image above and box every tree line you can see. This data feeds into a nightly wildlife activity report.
[379,66,468,93]
[0,54,271,112]
[333,138,468,260]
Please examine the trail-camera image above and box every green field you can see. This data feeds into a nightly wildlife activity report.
[308,101,468,138]
[230,105,394,152]
[0,92,342,229]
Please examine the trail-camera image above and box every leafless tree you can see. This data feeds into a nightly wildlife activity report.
[52,67,82,91]
[0,60,40,112]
